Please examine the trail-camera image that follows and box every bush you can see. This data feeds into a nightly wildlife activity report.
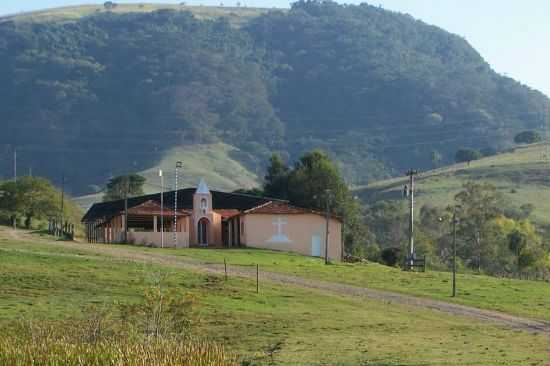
[365,243,381,262]
[479,146,497,157]
[380,247,401,266]
[514,130,542,144]
[454,148,481,163]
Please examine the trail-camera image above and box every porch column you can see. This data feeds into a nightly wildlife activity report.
[236,217,241,246]
[229,220,233,247]
[153,215,158,232]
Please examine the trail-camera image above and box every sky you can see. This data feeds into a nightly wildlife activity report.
[1,1,549,97]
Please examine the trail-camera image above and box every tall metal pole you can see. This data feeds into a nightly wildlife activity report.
[452,210,458,297]
[159,170,164,249]
[406,169,418,269]
[60,173,65,232]
[324,189,331,265]
[13,148,16,230]
[13,148,17,183]
[174,161,182,247]
[124,178,128,243]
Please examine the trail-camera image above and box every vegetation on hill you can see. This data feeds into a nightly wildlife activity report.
[1,3,268,27]
[356,143,550,275]
[359,143,550,224]
[1,1,549,195]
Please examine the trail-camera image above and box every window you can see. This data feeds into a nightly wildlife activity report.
[200,198,207,213]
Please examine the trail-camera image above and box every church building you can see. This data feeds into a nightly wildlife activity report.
[82,180,342,261]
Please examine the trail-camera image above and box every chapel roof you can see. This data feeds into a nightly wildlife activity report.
[82,188,275,222]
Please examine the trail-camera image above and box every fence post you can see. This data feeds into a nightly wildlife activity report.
[256,264,259,294]
[224,258,227,281]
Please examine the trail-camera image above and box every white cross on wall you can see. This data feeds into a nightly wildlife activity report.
[273,216,287,236]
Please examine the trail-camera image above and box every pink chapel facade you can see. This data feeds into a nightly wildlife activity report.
[82,180,342,261]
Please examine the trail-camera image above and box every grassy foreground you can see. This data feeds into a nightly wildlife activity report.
[121,246,550,322]
[1,229,550,365]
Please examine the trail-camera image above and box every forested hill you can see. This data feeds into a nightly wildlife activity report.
[1,1,549,195]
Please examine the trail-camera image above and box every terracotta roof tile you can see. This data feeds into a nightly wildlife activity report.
[214,209,241,219]
[244,201,341,221]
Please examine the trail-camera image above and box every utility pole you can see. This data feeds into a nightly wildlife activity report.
[124,177,129,243]
[12,148,17,231]
[60,174,65,232]
[13,148,17,183]
[324,189,332,265]
[159,169,164,249]
[174,161,182,247]
[405,169,418,270]
[452,209,458,297]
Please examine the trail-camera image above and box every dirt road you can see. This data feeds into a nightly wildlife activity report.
[5,229,550,335]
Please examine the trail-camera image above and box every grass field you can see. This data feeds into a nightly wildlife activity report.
[114,245,550,322]
[357,142,550,224]
[1,228,550,365]
[73,143,260,210]
[1,3,271,27]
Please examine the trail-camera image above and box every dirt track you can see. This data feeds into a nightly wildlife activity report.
[6,229,550,335]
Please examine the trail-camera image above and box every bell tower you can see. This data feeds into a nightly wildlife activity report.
[193,178,213,246]
[193,178,212,216]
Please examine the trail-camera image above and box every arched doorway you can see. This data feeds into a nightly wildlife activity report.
[198,217,209,246]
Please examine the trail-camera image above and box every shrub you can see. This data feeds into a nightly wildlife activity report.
[365,243,381,262]
[380,247,401,266]
[454,148,481,163]
[514,130,542,144]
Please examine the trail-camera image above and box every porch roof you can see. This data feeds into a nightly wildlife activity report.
[83,188,279,223]
[127,200,191,217]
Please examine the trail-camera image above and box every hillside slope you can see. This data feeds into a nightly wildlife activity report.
[73,143,259,209]
[1,1,549,195]
[357,143,550,224]
[1,3,268,27]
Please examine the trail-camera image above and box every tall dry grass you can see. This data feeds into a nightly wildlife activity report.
[0,336,237,366]
[0,274,238,365]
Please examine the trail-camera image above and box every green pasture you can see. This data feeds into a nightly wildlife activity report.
[1,230,549,365]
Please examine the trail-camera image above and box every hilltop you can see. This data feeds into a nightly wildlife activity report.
[1,1,549,195]
[0,3,270,26]
[357,142,550,224]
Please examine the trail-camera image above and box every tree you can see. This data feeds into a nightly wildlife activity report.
[454,149,481,164]
[430,150,442,169]
[104,1,117,10]
[263,154,289,199]
[103,174,146,202]
[0,177,61,229]
[514,130,542,144]
[508,230,527,270]
[454,182,502,272]
[287,150,348,211]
